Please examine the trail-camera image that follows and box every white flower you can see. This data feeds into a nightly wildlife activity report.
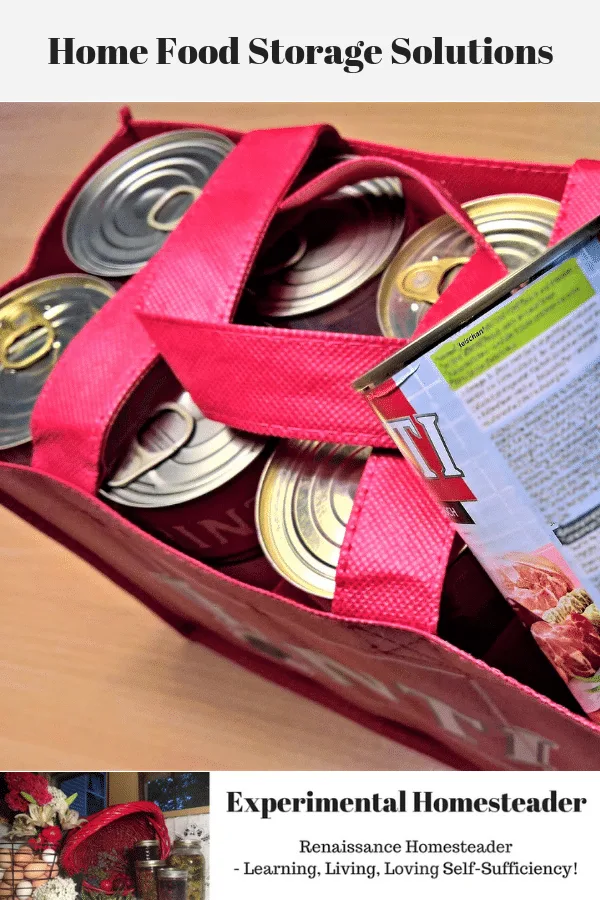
[26,803,58,828]
[8,814,38,838]
[33,878,78,900]
[48,788,70,817]
[58,808,83,831]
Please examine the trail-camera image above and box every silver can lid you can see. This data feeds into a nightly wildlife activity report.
[0,274,115,450]
[100,390,266,509]
[63,129,235,278]
[157,869,188,881]
[249,175,405,319]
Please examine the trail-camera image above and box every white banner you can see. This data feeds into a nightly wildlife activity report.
[210,770,593,898]
[0,0,597,101]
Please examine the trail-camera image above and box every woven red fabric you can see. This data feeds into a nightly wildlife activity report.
[333,454,455,631]
[60,802,170,879]
[550,158,600,244]
[136,151,507,445]
[31,124,328,491]
[28,120,600,640]
[32,126,509,491]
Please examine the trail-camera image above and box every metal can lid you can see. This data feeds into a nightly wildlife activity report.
[170,839,204,854]
[135,840,161,848]
[249,175,405,319]
[256,440,370,599]
[100,390,266,509]
[136,860,168,869]
[63,129,235,278]
[377,193,560,339]
[0,273,115,450]
[157,870,188,881]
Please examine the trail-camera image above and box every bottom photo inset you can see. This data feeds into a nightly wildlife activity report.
[0,774,210,900]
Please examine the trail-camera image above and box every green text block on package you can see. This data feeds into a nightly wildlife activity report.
[432,259,594,390]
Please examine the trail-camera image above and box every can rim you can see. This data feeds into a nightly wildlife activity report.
[62,128,236,277]
[99,392,267,509]
[377,193,560,338]
[0,273,115,313]
[255,440,369,599]
[354,212,600,392]
[255,443,334,599]
[0,274,116,451]
[254,179,405,319]
[157,869,189,880]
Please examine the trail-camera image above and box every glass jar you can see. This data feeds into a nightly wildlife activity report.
[134,840,161,862]
[157,869,188,900]
[167,840,205,900]
[135,859,167,900]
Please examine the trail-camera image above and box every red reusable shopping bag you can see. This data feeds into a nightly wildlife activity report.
[2,107,600,770]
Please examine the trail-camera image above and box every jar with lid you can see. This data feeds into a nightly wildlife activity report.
[135,859,167,900]
[157,868,188,900]
[134,839,161,862]
[167,839,205,900]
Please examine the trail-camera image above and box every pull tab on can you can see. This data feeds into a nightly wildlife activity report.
[396,256,470,305]
[107,402,196,488]
[146,185,203,232]
[0,301,56,371]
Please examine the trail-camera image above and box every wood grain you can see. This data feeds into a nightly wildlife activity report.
[0,102,597,771]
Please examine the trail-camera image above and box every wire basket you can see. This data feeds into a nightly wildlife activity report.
[0,839,61,899]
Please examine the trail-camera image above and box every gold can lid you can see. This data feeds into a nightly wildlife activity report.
[135,840,161,848]
[256,440,370,599]
[136,860,168,869]
[249,176,405,319]
[100,390,266,509]
[377,193,560,339]
[0,273,115,450]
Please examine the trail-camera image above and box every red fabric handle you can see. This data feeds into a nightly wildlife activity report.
[332,453,455,633]
[32,124,508,491]
[136,152,508,445]
[31,124,330,491]
[549,158,600,244]
[28,119,600,636]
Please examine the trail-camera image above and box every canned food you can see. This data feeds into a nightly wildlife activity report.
[256,440,371,599]
[0,274,115,450]
[356,215,600,720]
[157,870,188,900]
[63,129,235,278]
[135,860,167,900]
[377,193,560,338]
[134,840,161,862]
[239,175,405,334]
[100,389,270,566]
[167,840,205,900]
[256,440,516,640]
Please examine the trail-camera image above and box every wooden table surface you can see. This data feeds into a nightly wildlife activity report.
[1,103,598,771]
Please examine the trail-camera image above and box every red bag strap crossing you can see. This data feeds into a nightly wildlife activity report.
[31,124,508,491]
[28,124,600,635]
